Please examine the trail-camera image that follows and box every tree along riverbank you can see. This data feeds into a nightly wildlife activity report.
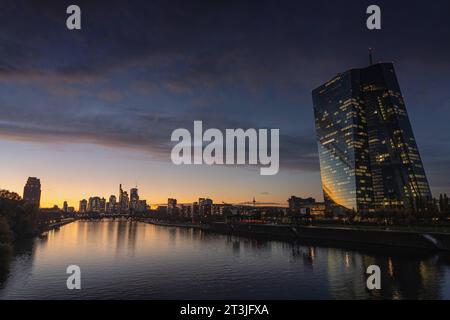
[0,190,40,283]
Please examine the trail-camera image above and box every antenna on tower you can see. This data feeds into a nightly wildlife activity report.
[369,48,374,66]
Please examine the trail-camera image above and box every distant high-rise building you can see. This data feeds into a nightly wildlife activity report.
[191,202,199,220]
[88,196,102,213]
[137,200,148,212]
[107,195,117,214]
[312,60,431,215]
[179,204,191,217]
[118,184,129,213]
[63,201,68,213]
[23,177,41,207]
[198,198,213,217]
[168,198,177,214]
[121,192,129,212]
[119,184,123,212]
[79,199,87,213]
[99,197,106,213]
[130,187,139,210]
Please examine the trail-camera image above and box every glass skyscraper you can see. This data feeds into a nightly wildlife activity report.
[23,177,41,208]
[312,62,431,215]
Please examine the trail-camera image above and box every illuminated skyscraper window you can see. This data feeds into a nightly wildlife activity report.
[312,62,431,215]
[23,177,41,208]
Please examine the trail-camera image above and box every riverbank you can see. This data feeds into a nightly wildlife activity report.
[40,217,75,234]
[141,220,204,229]
[143,219,450,252]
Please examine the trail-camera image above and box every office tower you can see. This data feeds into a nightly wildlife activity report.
[121,192,129,213]
[88,196,106,213]
[118,184,130,213]
[192,202,199,219]
[137,200,147,212]
[198,198,213,217]
[23,177,41,207]
[99,197,106,213]
[88,197,102,212]
[168,198,177,215]
[79,199,87,213]
[107,195,117,214]
[119,184,124,211]
[63,201,68,213]
[130,187,139,210]
[312,60,431,215]
[179,204,191,217]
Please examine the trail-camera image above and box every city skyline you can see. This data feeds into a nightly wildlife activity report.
[1,1,450,209]
[2,0,450,304]
[12,178,293,210]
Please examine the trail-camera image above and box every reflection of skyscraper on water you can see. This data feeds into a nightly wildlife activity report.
[325,249,442,299]
[326,249,368,299]
[364,255,442,300]
[290,245,317,267]
[114,220,138,256]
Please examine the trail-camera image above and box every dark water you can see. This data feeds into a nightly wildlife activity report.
[0,220,450,300]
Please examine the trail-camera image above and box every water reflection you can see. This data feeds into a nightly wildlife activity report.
[0,245,12,284]
[0,220,449,299]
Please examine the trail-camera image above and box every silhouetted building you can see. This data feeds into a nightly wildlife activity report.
[179,204,191,217]
[288,196,316,213]
[23,177,41,207]
[63,201,68,213]
[88,196,102,213]
[199,198,213,217]
[79,199,87,213]
[137,200,148,212]
[312,60,431,215]
[168,198,177,215]
[99,197,106,213]
[107,195,118,214]
[191,202,199,219]
[118,184,129,213]
[130,187,139,210]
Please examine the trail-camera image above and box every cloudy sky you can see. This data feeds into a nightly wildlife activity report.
[0,0,449,208]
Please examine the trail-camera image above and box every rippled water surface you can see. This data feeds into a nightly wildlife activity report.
[1,220,450,299]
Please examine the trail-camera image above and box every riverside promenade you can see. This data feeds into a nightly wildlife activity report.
[143,219,450,252]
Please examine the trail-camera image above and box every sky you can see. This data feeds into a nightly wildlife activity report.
[0,0,449,208]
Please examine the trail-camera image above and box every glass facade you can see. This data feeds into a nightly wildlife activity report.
[312,63,431,214]
[23,177,41,208]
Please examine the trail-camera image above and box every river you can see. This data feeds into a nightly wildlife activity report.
[1,219,450,299]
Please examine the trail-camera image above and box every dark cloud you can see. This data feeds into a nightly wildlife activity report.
[0,0,449,188]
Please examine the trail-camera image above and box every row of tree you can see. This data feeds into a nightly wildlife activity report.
[0,190,39,247]
[337,194,450,225]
